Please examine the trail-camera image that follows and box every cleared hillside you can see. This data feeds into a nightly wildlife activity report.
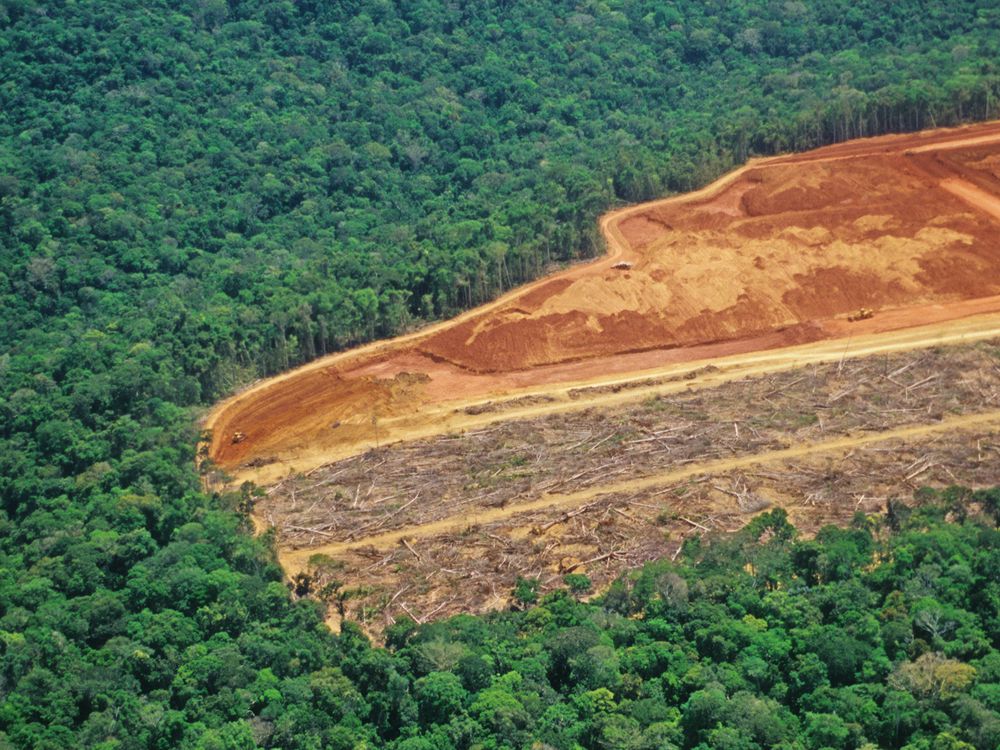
[207,121,1000,483]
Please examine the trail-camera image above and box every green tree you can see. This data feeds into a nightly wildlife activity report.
[414,672,467,726]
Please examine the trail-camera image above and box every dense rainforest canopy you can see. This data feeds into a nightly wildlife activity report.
[1,0,1000,748]
[3,0,1000,388]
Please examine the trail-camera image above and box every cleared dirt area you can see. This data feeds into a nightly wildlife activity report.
[206,121,1000,482]
[259,340,1000,633]
[426,148,1000,372]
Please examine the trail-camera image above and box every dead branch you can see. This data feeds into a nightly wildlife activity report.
[401,537,422,560]
[537,499,605,533]
[284,524,338,538]
[679,516,710,531]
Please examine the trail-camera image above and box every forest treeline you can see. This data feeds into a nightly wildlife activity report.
[3,1,1000,393]
[2,1,1000,747]
[4,485,1000,749]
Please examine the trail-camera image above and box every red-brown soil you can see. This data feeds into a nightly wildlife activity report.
[206,121,1000,482]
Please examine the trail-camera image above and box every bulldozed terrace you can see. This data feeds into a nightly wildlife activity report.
[207,121,1000,484]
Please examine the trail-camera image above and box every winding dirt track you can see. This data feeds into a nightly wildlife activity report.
[206,120,1000,489]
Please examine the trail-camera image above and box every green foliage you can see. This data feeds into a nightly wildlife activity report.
[413,671,467,726]
[513,576,541,607]
[564,572,593,595]
[2,1,1000,748]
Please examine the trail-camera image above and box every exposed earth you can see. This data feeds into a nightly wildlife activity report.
[206,120,1000,485]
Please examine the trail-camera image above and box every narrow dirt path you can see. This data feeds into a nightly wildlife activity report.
[940,177,1000,222]
[280,409,1000,569]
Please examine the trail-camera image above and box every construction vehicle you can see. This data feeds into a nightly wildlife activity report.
[231,431,247,444]
[847,308,874,322]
